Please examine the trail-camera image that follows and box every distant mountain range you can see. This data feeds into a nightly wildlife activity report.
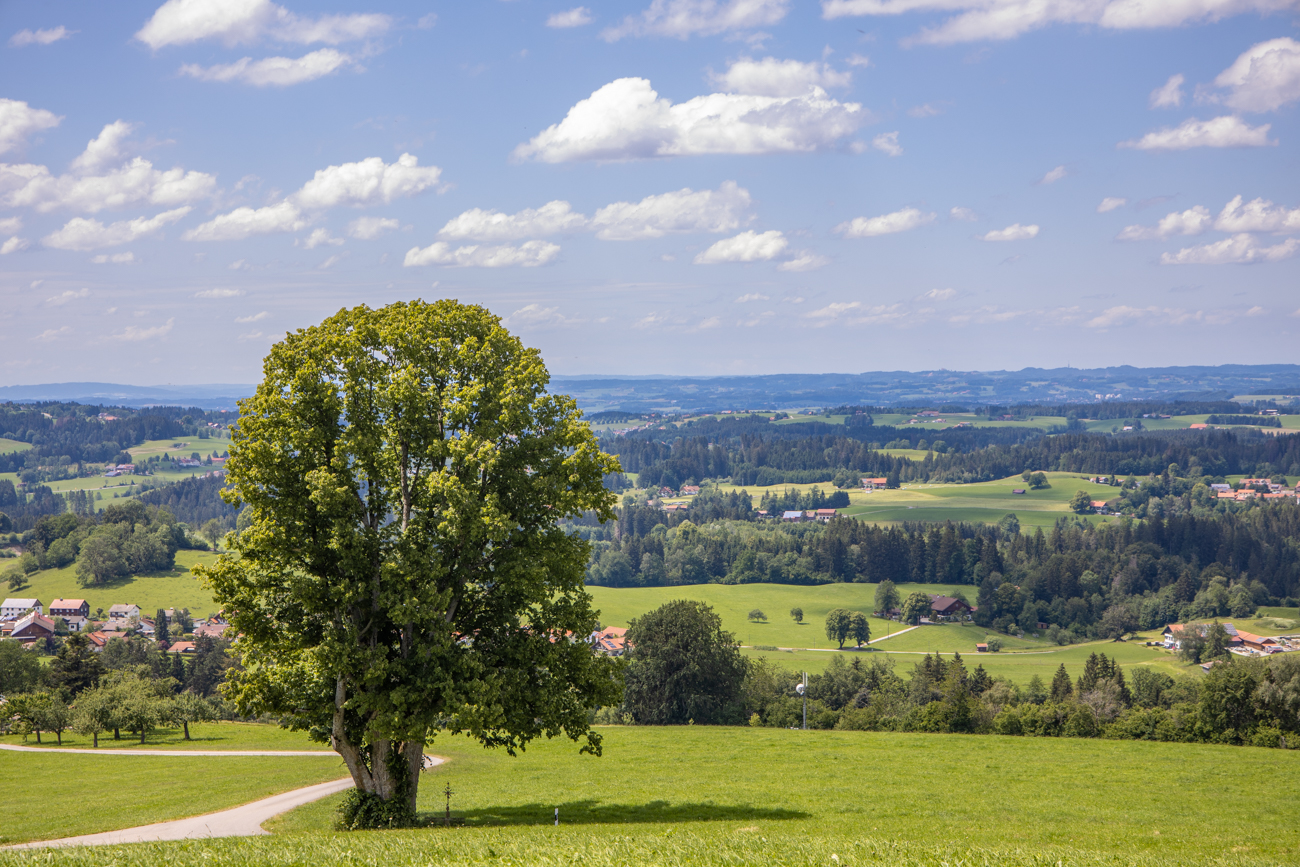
[3,365,1299,413]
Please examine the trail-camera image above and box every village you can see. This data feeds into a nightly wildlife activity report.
[0,595,227,654]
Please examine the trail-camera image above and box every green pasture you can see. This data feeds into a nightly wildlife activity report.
[6,549,220,616]
[129,437,229,459]
[588,582,968,650]
[0,722,328,752]
[0,437,32,453]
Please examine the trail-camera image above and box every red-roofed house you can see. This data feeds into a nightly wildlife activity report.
[10,611,56,643]
[929,595,972,619]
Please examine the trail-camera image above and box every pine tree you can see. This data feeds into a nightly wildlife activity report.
[1050,663,1073,702]
[1077,652,1101,693]
[155,608,170,646]
[970,664,992,696]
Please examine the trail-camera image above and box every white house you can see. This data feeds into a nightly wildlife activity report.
[1,598,42,621]
[107,603,141,626]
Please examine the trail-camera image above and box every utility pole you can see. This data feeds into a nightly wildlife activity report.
[796,671,807,730]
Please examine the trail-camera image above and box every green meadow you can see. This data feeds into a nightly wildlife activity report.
[4,726,1295,865]
[0,721,328,752]
[0,437,32,453]
[8,549,220,615]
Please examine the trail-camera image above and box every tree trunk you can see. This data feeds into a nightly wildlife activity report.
[93,731,98,748]
[56,730,62,745]
[140,729,146,744]
[113,727,120,740]
[329,679,424,815]
[183,721,190,740]
[34,730,41,744]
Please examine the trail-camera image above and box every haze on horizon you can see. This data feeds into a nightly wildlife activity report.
[1,0,1297,384]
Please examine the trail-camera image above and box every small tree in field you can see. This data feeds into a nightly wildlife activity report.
[1070,491,1093,514]
[167,692,216,740]
[900,592,932,625]
[197,300,622,827]
[874,579,899,617]
[825,608,852,648]
[748,609,767,622]
[790,607,803,623]
[849,611,871,647]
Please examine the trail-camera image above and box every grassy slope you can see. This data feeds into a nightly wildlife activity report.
[0,722,329,752]
[13,549,220,616]
[0,437,33,453]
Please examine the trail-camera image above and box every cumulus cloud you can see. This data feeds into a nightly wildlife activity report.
[821,0,1300,46]
[922,288,956,300]
[236,311,268,322]
[710,57,851,96]
[91,252,136,264]
[979,223,1039,241]
[1161,234,1299,265]
[908,103,942,117]
[504,304,577,326]
[513,77,865,162]
[42,206,191,250]
[735,293,770,302]
[871,131,903,156]
[1209,37,1300,112]
[802,301,908,326]
[186,153,439,241]
[135,0,390,49]
[46,288,89,305]
[112,318,175,341]
[0,217,20,233]
[547,7,594,27]
[0,98,61,156]
[403,240,561,268]
[347,216,400,239]
[778,251,830,271]
[10,26,73,47]
[1119,115,1274,150]
[592,182,751,239]
[1214,194,1300,233]
[1116,206,1212,240]
[1150,73,1184,108]
[32,326,72,342]
[299,227,343,248]
[1097,197,1127,212]
[0,236,29,254]
[836,206,935,238]
[70,121,137,175]
[439,200,587,242]
[949,206,977,221]
[1036,165,1067,184]
[602,0,789,41]
[194,287,245,297]
[180,48,354,86]
[694,229,787,263]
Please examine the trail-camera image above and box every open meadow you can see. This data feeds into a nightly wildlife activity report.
[10,549,220,615]
[2,725,1294,865]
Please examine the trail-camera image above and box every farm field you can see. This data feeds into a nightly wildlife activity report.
[587,582,969,650]
[21,726,1286,867]
[9,549,220,615]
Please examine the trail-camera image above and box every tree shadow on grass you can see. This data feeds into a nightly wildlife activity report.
[453,799,808,827]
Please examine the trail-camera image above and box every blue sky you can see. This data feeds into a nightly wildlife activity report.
[1,0,1298,383]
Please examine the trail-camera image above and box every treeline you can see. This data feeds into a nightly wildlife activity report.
[1206,414,1281,427]
[138,475,241,531]
[0,480,65,533]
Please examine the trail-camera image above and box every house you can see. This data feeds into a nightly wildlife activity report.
[680,485,701,495]
[86,631,109,652]
[165,641,197,655]
[1189,423,1209,430]
[591,626,627,657]
[1210,483,1232,493]
[194,618,231,639]
[1090,500,1110,513]
[136,618,156,637]
[1012,489,1026,495]
[861,478,889,490]
[1163,622,1242,650]
[48,598,89,630]
[1235,630,1278,652]
[9,611,56,643]
[1,597,42,621]
[814,508,837,522]
[929,595,972,618]
[107,603,141,627]
[781,510,806,522]
[976,643,989,653]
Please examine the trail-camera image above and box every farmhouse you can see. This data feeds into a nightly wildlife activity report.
[861,478,889,490]
[107,603,141,627]
[814,508,837,521]
[9,611,56,643]
[591,626,627,657]
[1,597,42,621]
[782,510,806,522]
[929,594,973,619]
[165,641,198,655]
[48,598,89,630]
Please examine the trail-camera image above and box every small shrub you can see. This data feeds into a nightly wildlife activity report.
[987,637,1003,652]
[337,789,417,831]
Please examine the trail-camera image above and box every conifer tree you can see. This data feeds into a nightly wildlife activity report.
[1077,652,1102,693]
[1050,663,1073,702]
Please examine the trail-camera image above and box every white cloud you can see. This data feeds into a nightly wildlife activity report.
[547,7,594,27]
[735,293,770,302]
[1116,205,1212,240]
[504,304,576,326]
[0,236,28,254]
[299,227,343,248]
[32,326,72,342]
[710,57,851,97]
[777,252,829,271]
[1214,194,1300,233]
[238,331,266,341]
[184,202,305,242]
[907,103,942,117]
[871,131,903,156]
[10,26,72,47]
[294,153,441,209]
[836,206,935,238]
[1150,74,1184,108]
[802,301,908,326]
[922,288,956,300]
[592,182,751,239]
[0,217,21,233]
[194,287,245,297]
[135,0,390,49]
[46,288,89,305]
[847,53,872,67]
[1097,197,1127,213]
[1,154,217,213]
[228,259,251,271]
[112,318,175,341]
[1210,38,1300,112]
[1084,305,1152,328]
[979,223,1039,241]
[697,316,722,329]
[70,121,136,174]
[403,240,561,268]
[821,0,1300,46]
[417,14,437,29]
[1037,165,1067,184]
[347,216,400,239]
[513,77,865,162]
[318,253,344,269]
[42,207,191,251]
[180,48,354,86]
[1161,234,1299,265]
[949,206,977,221]
[91,252,137,264]
[439,200,587,242]
[236,311,268,322]
[602,0,789,41]
[693,229,787,263]
[1119,115,1274,150]
[0,98,61,156]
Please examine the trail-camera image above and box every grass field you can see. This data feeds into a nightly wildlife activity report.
[10,726,1290,865]
[0,437,32,453]
[0,722,329,752]
[8,549,220,616]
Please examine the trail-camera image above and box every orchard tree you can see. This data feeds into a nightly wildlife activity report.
[849,611,871,647]
[196,300,622,827]
[1070,490,1094,514]
[789,607,803,624]
[874,579,899,617]
[900,592,932,625]
[825,608,852,648]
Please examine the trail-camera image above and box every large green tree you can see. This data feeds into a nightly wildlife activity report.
[623,600,747,725]
[196,300,621,823]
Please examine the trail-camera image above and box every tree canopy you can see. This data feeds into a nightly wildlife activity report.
[623,600,747,725]
[197,300,621,824]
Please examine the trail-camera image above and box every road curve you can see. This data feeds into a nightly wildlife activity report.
[5,752,445,848]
